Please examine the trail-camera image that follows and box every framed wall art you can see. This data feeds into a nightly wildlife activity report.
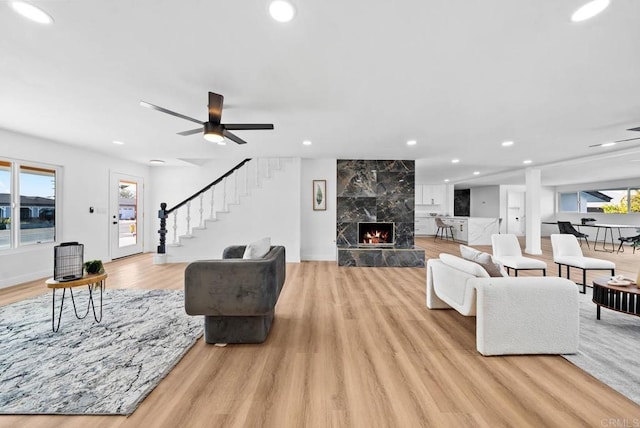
[313,180,327,211]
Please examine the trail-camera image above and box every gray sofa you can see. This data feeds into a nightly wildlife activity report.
[184,245,286,344]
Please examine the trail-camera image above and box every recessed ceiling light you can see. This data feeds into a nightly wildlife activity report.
[451,159,460,164]
[571,0,610,22]
[406,140,417,146]
[302,140,312,146]
[473,171,480,175]
[112,140,125,145]
[501,141,514,147]
[523,160,533,164]
[269,1,295,23]
[444,179,450,183]
[10,1,54,24]
[149,159,165,165]
[600,142,616,147]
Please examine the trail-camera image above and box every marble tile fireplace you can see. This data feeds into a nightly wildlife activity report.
[336,160,425,267]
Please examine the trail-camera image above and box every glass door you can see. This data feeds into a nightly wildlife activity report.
[110,173,144,259]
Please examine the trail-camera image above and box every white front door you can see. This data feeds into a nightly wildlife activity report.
[110,172,144,259]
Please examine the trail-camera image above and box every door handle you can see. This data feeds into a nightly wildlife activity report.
[112,221,118,225]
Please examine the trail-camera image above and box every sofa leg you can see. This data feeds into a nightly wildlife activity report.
[542,268,546,276]
[204,312,274,344]
[582,270,586,294]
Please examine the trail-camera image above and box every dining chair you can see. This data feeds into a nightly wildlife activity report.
[491,234,547,276]
[557,221,590,249]
[617,229,640,254]
[550,234,615,294]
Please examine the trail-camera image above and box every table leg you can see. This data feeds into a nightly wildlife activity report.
[51,288,67,332]
[90,281,104,323]
[69,287,92,319]
[597,304,601,320]
[594,227,615,252]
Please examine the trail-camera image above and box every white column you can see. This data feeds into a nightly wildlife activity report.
[525,167,542,255]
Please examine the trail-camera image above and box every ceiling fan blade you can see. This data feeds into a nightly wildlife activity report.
[177,128,202,136]
[140,101,203,125]
[627,126,640,132]
[615,136,640,143]
[223,130,248,145]
[208,92,224,124]
[223,123,274,130]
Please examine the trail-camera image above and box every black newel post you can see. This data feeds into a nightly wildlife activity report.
[157,202,168,254]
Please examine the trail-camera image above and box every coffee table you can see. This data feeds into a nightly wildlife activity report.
[45,272,107,332]
[592,277,640,320]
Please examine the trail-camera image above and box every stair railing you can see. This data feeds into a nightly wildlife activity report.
[157,158,251,254]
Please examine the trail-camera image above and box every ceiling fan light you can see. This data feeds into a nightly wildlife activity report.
[203,122,225,143]
[571,0,610,22]
[204,133,225,143]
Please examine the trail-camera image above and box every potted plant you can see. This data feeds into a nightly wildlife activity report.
[83,260,105,275]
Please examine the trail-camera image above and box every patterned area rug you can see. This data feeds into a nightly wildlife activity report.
[0,289,203,415]
[563,291,640,405]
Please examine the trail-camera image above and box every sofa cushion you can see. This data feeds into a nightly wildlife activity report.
[459,245,506,277]
[243,237,271,259]
[440,253,490,278]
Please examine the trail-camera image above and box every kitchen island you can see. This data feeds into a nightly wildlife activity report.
[438,216,499,245]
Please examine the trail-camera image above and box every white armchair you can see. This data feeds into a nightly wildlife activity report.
[550,234,615,294]
[491,234,547,276]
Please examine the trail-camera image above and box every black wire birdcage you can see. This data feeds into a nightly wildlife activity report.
[54,242,84,281]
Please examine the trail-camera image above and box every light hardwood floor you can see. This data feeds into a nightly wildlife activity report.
[1,237,639,427]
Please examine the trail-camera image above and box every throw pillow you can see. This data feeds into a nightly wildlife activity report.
[459,245,506,278]
[243,237,271,259]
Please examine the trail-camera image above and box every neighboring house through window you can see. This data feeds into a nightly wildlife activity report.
[0,159,58,250]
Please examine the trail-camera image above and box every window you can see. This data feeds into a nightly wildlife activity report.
[0,159,58,250]
[20,165,56,245]
[558,188,639,214]
[0,161,10,250]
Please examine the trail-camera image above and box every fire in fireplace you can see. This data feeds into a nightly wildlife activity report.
[358,222,395,246]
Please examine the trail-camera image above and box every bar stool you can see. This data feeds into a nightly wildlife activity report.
[434,217,454,241]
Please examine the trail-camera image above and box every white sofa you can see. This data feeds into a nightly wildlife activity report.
[426,253,579,356]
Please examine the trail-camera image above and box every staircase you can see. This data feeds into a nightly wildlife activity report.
[154,157,297,264]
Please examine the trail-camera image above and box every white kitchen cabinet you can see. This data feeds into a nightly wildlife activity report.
[422,185,445,206]
[415,217,436,235]
[415,184,423,205]
[452,219,468,243]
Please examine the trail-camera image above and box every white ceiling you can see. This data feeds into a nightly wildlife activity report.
[2,0,640,187]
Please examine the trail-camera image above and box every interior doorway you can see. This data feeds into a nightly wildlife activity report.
[507,190,525,236]
[110,172,144,259]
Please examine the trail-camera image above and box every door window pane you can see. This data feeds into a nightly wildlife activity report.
[0,161,11,250]
[119,180,137,247]
[19,166,55,245]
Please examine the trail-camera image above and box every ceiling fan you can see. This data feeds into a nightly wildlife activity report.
[140,92,274,145]
[588,127,640,148]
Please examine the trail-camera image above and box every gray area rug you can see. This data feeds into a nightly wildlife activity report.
[563,291,640,405]
[0,289,203,415]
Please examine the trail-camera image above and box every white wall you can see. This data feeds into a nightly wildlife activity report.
[0,129,151,288]
[300,159,337,261]
[470,186,500,217]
